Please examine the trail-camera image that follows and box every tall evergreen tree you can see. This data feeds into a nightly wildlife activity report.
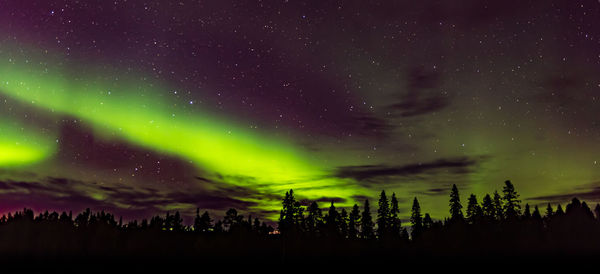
[502,180,521,220]
[360,199,375,240]
[325,201,340,237]
[523,204,531,220]
[556,204,564,215]
[493,191,504,221]
[348,204,361,239]
[377,190,390,238]
[390,193,401,237]
[410,197,423,239]
[194,209,212,233]
[339,208,349,238]
[532,205,542,221]
[449,184,463,221]
[481,194,494,221]
[423,213,433,230]
[545,203,554,218]
[224,208,242,232]
[278,189,304,234]
[465,194,482,224]
[305,201,323,236]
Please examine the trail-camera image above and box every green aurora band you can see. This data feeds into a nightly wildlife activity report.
[0,43,365,213]
[0,118,55,166]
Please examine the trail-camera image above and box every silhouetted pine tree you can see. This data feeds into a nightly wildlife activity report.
[481,194,495,222]
[502,180,521,220]
[306,201,323,237]
[390,193,401,237]
[339,208,349,239]
[224,208,243,232]
[423,213,433,230]
[466,194,482,224]
[348,204,361,239]
[545,203,554,218]
[449,184,463,222]
[325,202,340,237]
[360,199,375,240]
[523,204,531,220]
[532,206,542,221]
[278,189,303,234]
[595,204,600,221]
[194,210,212,233]
[493,191,504,221]
[410,197,423,239]
[377,190,390,238]
[556,204,564,216]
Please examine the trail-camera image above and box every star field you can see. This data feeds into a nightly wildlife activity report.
[1,0,600,222]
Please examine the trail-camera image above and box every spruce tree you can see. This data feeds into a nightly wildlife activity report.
[410,197,423,239]
[339,208,349,238]
[465,194,482,224]
[545,203,554,218]
[493,191,504,221]
[423,213,433,229]
[449,184,463,221]
[325,201,340,237]
[502,180,521,220]
[481,194,495,221]
[556,204,564,215]
[360,199,375,240]
[348,204,361,239]
[523,204,531,219]
[306,201,323,236]
[390,193,401,237]
[532,205,542,220]
[377,190,390,238]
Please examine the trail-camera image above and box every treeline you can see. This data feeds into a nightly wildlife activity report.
[1,180,600,267]
[277,180,600,241]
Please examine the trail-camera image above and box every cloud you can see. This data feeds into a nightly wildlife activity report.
[387,68,450,117]
[528,183,600,204]
[333,156,487,183]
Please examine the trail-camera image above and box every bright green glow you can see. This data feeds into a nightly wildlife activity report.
[0,119,55,166]
[0,43,370,213]
[0,52,314,182]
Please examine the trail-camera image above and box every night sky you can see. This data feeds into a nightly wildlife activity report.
[1,0,600,223]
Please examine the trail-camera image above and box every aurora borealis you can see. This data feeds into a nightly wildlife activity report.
[1,0,600,223]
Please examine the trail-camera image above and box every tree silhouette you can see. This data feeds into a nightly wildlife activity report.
[194,210,212,233]
[466,194,482,224]
[348,204,361,239]
[325,201,340,238]
[390,193,401,238]
[410,197,423,239]
[339,208,349,239]
[502,180,521,220]
[278,189,303,234]
[306,201,323,237]
[493,191,504,221]
[376,190,390,238]
[449,184,463,222]
[523,204,531,220]
[532,206,542,221]
[360,199,375,240]
[224,208,243,232]
[545,203,554,218]
[423,213,433,230]
[481,194,495,222]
